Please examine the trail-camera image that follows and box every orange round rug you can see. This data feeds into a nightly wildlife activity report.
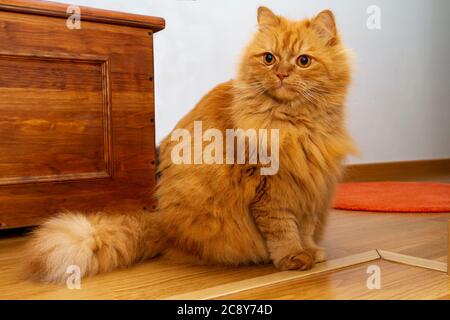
[333,182,450,213]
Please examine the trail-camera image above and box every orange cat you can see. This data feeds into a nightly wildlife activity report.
[24,7,356,283]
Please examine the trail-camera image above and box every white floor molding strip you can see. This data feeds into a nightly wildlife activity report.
[378,250,448,273]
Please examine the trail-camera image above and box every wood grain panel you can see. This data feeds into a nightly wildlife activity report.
[0,53,112,185]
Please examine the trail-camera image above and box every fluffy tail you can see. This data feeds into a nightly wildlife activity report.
[22,211,165,283]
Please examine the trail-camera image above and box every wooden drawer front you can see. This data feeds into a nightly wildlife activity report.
[0,11,156,228]
[0,54,111,184]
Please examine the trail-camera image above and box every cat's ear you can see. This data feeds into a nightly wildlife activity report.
[311,10,337,46]
[257,6,279,27]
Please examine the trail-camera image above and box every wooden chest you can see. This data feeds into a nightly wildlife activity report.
[0,0,165,229]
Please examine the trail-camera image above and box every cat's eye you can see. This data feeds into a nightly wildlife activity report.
[297,55,312,68]
[263,53,275,65]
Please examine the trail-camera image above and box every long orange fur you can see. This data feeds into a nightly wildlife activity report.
[23,7,356,283]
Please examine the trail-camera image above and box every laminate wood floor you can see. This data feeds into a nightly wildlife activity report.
[0,178,449,299]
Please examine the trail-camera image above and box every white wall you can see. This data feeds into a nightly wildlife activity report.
[64,0,450,164]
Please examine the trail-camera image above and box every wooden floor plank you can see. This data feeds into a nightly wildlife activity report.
[448,220,450,276]
[220,260,450,300]
[322,211,450,262]
[165,251,380,300]
[0,201,449,299]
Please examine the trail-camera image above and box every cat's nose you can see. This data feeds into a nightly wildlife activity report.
[276,73,289,81]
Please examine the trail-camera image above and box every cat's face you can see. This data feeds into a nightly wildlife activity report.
[238,7,350,104]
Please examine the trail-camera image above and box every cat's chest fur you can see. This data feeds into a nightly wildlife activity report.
[277,121,347,183]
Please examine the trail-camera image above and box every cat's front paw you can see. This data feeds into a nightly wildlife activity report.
[275,251,314,271]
